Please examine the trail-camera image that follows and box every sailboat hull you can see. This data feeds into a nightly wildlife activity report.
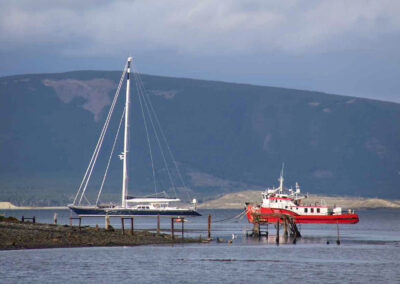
[68,205,201,216]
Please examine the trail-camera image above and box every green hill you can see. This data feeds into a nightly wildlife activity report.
[0,71,399,205]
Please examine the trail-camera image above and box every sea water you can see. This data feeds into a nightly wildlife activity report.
[0,209,399,283]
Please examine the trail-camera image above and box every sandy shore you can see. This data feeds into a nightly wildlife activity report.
[0,202,68,210]
[0,216,198,250]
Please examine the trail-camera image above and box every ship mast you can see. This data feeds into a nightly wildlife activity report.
[122,57,132,208]
[279,163,284,193]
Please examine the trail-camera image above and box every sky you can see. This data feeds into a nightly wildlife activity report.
[1,0,400,103]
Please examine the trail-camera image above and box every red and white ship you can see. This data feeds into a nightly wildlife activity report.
[246,169,359,224]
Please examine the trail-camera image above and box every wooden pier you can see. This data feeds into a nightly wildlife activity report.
[73,214,212,241]
[249,212,302,241]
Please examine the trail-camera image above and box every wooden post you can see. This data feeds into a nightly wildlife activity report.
[130,218,134,235]
[336,221,340,245]
[157,214,160,236]
[253,221,260,237]
[283,219,288,237]
[105,215,110,230]
[121,218,125,235]
[53,213,58,225]
[171,218,175,240]
[182,217,184,239]
[21,216,24,222]
[208,214,211,239]
[69,216,72,226]
[78,217,81,229]
[33,216,36,224]
[276,219,280,244]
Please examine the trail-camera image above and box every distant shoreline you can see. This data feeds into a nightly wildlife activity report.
[2,194,400,211]
[0,202,68,210]
[197,191,400,209]
[0,206,69,210]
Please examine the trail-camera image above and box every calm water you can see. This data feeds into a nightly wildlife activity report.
[1,209,400,283]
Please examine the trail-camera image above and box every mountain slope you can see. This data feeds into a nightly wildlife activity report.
[0,71,400,205]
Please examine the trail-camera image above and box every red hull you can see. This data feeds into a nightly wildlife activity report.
[246,204,359,224]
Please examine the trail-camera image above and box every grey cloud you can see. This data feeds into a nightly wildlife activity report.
[1,1,400,104]
[1,0,400,56]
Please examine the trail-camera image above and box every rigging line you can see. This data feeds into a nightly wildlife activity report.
[134,70,187,199]
[96,107,126,205]
[133,70,178,198]
[74,63,127,204]
[74,65,127,204]
[78,74,125,205]
[134,71,188,192]
[78,64,127,205]
[134,72,178,199]
[213,209,247,223]
[83,194,91,205]
[73,63,128,205]
[135,77,158,197]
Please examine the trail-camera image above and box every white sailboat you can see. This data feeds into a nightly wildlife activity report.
[68,57,200,216]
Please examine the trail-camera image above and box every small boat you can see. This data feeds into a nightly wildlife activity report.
[246,168,359,224]
[69,57,200,217]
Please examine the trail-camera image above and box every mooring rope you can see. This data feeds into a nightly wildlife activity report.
[213,209,247,223]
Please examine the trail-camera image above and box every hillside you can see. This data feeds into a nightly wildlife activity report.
[0,70,400,205]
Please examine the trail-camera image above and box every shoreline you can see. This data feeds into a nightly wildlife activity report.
[197,191,400,209]
[0,217,200,250]
[0,206,68,210]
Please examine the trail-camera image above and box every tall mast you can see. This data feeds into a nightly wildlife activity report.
[122,57,132,208]
[279,163,284,192]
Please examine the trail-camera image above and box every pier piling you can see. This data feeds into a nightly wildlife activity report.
[157,214,160,236]
[130,217,134,235]
[21,216,36,223]
[171,217,175,240]
[283,220,288,237]
[182,217,185,239]
[276,220,280,244]
[69,217,81,229]
[53,213,57,225]
[121,218,125,234]
[105,215,110,230]
[336,221,340,245]
[252,221,260,237]
[208,214,211,239]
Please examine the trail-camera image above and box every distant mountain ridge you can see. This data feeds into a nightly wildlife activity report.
[0,70,400,206]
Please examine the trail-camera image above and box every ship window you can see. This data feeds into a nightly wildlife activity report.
[311,208,314,213]
[317,208,320,213]
[304,208,308,213]
[285,206,288,209]
[296,208,298,210]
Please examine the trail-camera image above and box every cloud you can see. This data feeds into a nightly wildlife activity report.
[1,0,400,56]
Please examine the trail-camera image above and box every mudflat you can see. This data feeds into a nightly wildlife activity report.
[0,217,196,250]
